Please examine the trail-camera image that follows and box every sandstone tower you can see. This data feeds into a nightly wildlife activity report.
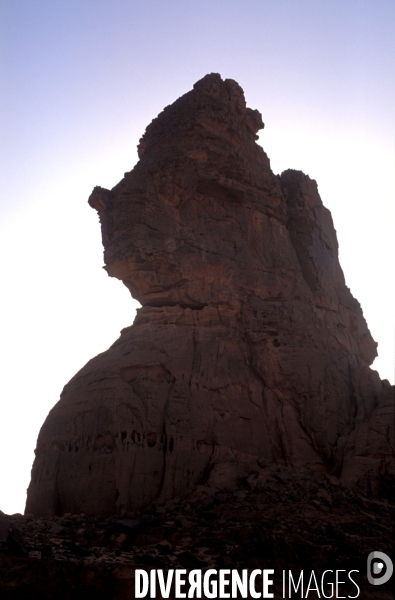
[26,74,394,516]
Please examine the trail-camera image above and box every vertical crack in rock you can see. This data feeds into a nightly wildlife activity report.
[26,73,394,516]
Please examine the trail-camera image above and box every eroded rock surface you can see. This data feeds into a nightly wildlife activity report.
[26,74,394,517]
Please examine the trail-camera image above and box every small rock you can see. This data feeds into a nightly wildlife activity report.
[116,518,140,530]
[233,491,247,500]
[49,523,66,535]
[177,551,207,568]
[156,541,171,555]
[83,527,97,540]
[111,533,129,548]
[95,519,111,527]
[215,493,228,503]
[67,543,91,557]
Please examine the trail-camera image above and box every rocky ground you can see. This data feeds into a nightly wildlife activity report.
[1,468,394,599]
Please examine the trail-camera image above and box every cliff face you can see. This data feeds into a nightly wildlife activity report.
[26,74,394,516]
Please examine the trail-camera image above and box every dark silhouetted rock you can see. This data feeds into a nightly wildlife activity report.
[0,511,10,540]
[26,74,394,517]
[6,526,28,558]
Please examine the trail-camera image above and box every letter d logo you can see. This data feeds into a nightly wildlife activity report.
[367,552,393,585]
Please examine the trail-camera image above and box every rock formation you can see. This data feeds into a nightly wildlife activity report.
[26,73,394,516]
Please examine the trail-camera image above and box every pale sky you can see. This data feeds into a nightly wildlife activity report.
[0,0,394,515]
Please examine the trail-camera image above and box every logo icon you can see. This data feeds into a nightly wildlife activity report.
[367,552,393,586]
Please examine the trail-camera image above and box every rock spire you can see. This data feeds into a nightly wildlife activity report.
[26,74,394,516]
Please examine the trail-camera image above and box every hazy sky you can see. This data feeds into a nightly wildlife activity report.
[1,0,394,515]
